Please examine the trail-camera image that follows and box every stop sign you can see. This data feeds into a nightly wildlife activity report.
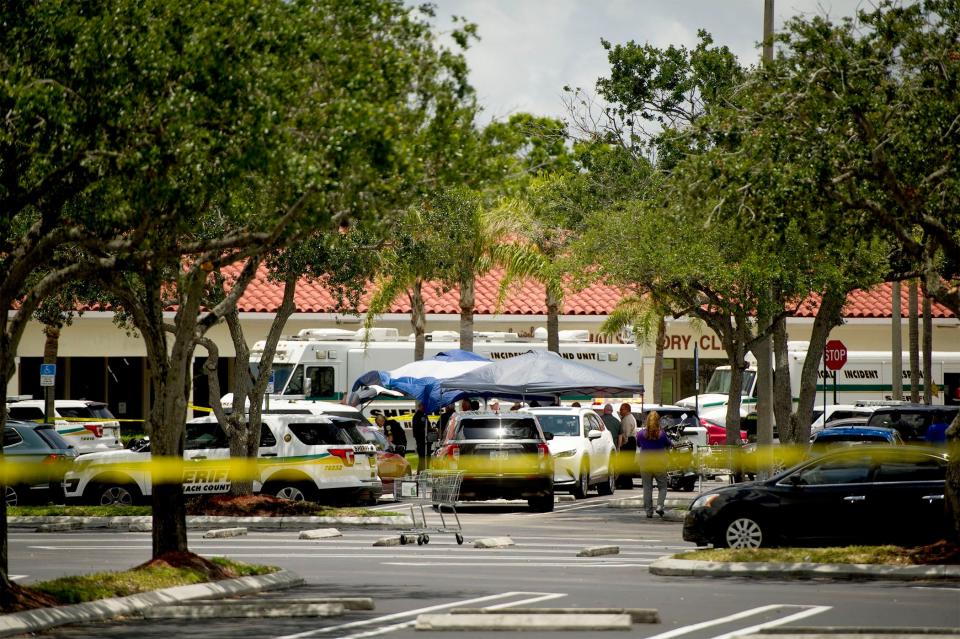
[825,339,848,371]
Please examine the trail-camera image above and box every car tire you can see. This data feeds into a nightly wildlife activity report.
[5,485,18,507]
[528,491,554,512]
[96,483,140,507]
[267,482,316,503]
[573,462,590,499]
[721,514,767,549]
[597,471,615,496]
[681,475,699,492]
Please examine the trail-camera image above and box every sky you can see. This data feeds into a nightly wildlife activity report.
[427,0,868,122]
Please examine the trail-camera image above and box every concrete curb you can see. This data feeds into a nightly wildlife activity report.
[415,612,632,631]
[0,570,303,638]
[10,515,413,530]
[474,536,515,549]
[649,558,960,581]
[448,607,659,624]
[577,545,620,557]
[203,527,247,539]
[143,602,344,619]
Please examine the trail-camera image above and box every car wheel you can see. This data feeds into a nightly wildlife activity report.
[269,483,314,503]
[573,463,589,499]
[722,515,766,548]
[4,485,18,507]
[597,471,615,496]
[98,484,139,506]
[681,475,699,492]
[528,492,554,512]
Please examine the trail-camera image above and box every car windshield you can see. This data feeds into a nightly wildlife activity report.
[459,418,540,440]
[814,433,890,443]
[704,369,757,395]
[288,421,366,446]
[534,414,580,436]
[249,363,297,394]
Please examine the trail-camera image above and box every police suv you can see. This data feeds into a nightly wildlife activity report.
[63,414,381,505]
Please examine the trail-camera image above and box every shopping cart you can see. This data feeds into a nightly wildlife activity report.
[393,470,464,546]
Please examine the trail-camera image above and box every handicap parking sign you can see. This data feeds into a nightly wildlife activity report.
[40,363,56,387]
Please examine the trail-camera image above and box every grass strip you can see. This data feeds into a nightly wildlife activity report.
[31,558,276,605]
[674,545,914,565]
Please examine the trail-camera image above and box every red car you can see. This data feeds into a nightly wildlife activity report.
[359,426,412,490]
[702,419,748,446]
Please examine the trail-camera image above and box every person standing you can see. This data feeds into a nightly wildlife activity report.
[412,402,429,474]
[616,402,638,489]
[638,411,672,518]
[601,403,621,449]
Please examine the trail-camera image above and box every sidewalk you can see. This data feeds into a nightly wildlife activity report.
[8,514,414,531]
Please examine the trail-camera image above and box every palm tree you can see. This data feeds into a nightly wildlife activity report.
[597,293,667,399]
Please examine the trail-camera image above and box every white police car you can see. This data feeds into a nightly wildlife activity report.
[6,399,122,454]
[63,414,381,505]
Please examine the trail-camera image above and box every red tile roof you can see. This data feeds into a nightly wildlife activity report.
[233,264,955,319]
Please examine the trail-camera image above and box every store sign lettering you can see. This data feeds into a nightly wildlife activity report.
[661,335,724,352]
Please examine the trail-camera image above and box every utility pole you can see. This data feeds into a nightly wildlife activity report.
[892,281,903,400]
[756,0,775,459]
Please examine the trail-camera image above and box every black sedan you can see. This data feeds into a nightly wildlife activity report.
[683,446,948,548]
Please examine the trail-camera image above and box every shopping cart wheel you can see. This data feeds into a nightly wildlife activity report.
[423,534,430,544]
[455,533,464,545]
[400,534,408,545]
[416,534,424,545]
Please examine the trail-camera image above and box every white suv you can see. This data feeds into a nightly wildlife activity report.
[64,414,381,505]
[522,406,617,498]
[6,399,121,454]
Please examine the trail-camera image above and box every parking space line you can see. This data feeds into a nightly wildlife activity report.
[329,593,567,639]
[270,591,565,639]
[642,604,822,639]
[706,605,831,639]
[383,561,646,568]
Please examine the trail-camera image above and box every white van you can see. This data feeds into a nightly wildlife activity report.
[63,414,381,505]
[6,399,122,454]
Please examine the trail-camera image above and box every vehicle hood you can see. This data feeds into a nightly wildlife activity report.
[547,436,582,455]
[74,449,147,464]
[677,394,729,410]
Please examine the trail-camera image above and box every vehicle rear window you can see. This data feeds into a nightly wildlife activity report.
[3,428,23,448]
[288,422,365,446]
[58,405,115,420]
[185,422,228,449]
[535,415,580,436]
[814,433,891,443]
[867,412,930,438]
[34,426,72,450]
[8,406,44,421]
[643,411,697,429]
[458,418,540,440]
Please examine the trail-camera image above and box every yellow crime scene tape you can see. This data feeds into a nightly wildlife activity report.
[0,444,819,484]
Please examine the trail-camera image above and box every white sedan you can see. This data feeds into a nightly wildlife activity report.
[522,406,617,498]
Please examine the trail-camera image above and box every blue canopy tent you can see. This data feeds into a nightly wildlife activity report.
[348,350,492,413]
[439,350,644,403]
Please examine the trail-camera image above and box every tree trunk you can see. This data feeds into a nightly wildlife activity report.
[42,326,60,422]
[459,276,475,352]
[546,287,560,354]
[922,290,932,405]
[0,349,13,595]
[892,281,903,400]
[772,316,792,441]
[653,316,665,403]
[909,279,920,402]
[410,279,426,361]
[753,315,774,447]
[792,288,845,443]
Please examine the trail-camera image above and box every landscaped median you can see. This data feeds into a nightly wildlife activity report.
[650,543,960,581]
[1,555,302,637]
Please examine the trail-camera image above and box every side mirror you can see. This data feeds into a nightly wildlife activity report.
[543,432,554,441]
[587,429,602,440]
[787,474,804,486]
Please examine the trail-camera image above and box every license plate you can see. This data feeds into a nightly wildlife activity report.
[489,450,509,460]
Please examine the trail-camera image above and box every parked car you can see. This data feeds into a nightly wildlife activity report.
[683,446,949,548]
[522,406,616,498]
[821,417,870,428]
[432,411,554,511]
[866,404,960,443]
[810,404,881,433]
[358,425,412,491]
[6,399,121,454]
[64,414,381,506]
[700,418,748,446]
[637,405,707,446]
[3,420,78,505]
[809,426,903,450]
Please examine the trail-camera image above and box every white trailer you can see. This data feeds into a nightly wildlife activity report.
[250,327,642,415]
[677,341,960,425]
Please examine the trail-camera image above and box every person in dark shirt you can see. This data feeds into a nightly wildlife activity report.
[412,402,429,474]
[386,418,407,452]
